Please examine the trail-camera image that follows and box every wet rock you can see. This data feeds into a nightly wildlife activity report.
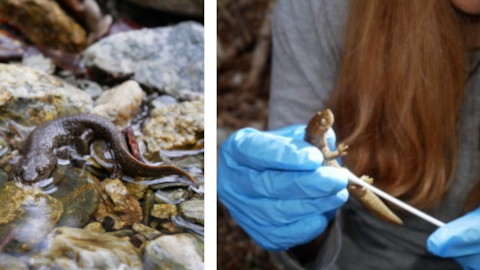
[150,220,159,229]
[150,95,178,109]
[173,155,204,171]
[22,54,55,74]
[143,189,155,225]
[132,223,161,240]
[84,222,105,233]
[179,200,204,225]
[83,22,204,100]
[158,221,182,234]
[49,167,101,228]
[0,137,10,161]
[143,233,204,270]
[105,229,134,237]
[0,64,93,128]
[82,0,113,45]
[0,171,8,188]
[76,79,104,100]
[142,101,204,151]
[95,178,143,230]
[0,0,86,52]
[151,204,177,219]
[134,233,147,244]
[154,188,189,205]
[0,181,63,252]
[91,80,146,128]
[90,140,116,172]
[0,253,28,270]
[125,0,203,16]
[150,181,190,190]
[172,216,203,236]
[0,32,25,61]
[125,182,148,200]
[30,227,142,270]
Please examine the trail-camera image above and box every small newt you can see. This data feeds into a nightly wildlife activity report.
[305,109,403,225]
[8,114,196,185]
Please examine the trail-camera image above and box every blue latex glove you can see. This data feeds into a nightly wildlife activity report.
[427,207,480,270]
[218,124,349,251]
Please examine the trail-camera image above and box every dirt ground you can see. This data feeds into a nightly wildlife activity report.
[217,0,278,269]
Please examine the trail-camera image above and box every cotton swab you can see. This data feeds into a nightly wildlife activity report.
[341,168,445,227]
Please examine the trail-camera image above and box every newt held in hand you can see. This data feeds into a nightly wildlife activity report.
[8,114,196,185]
[305,109,403,225]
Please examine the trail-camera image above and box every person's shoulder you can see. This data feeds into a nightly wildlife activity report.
[275,0,349,19]
[274,0,349,39]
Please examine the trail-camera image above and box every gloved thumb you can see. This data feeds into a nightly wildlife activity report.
[427,206,480,258]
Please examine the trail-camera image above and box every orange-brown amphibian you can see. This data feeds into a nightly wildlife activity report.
[305,109,403,225]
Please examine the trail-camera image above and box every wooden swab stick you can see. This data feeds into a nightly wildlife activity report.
[342,168,445,227]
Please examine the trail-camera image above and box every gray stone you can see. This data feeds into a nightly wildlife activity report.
[151,204,177,219]
[29,227,143,270]
[150,95,178,109]
[0,253,28,270]
[154,188,189,205]
[84,222,105,233]
[172,216,203,236]
[143,233,204,270]
[179,200,203,225]
[90,80,146,128]
[142,101,204,151]
[132,222,161,240]
[76,79,104,100]
[83,22,204,100]
[22,54,55,74]
[105,229,134,237]
[0,181,63,252]
[50,167,101,228]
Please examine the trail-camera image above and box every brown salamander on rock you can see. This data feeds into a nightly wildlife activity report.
[8,114,196,184]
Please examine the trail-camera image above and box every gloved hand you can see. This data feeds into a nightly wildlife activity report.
[218,124,349,251]
[427,207,480,270]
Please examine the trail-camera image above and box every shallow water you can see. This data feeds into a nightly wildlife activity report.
[0,118,205,269]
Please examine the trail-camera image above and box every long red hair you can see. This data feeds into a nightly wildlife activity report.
[329,0,470,209]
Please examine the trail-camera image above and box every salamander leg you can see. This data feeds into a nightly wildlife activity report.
[111,163,119,179]
[77,129,94,156]
[360,175,374,184]
[54,146,70,160]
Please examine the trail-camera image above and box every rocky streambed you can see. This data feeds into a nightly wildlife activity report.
[0,20,204,270]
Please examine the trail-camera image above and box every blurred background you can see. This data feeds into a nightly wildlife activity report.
[217,0,277,269]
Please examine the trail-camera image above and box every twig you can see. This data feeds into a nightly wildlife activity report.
[0,227,19,252]
[0,129,18,150]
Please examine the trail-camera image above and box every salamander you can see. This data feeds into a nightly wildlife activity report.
[8,114,196,185]
[305,109,403,225]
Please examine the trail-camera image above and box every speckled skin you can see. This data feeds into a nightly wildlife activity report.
[9,114,196,184]
[305,109,403,225]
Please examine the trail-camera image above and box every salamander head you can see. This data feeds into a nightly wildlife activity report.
[319,109,334,126]
[306,109,335,135]
[9,153,56,183]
